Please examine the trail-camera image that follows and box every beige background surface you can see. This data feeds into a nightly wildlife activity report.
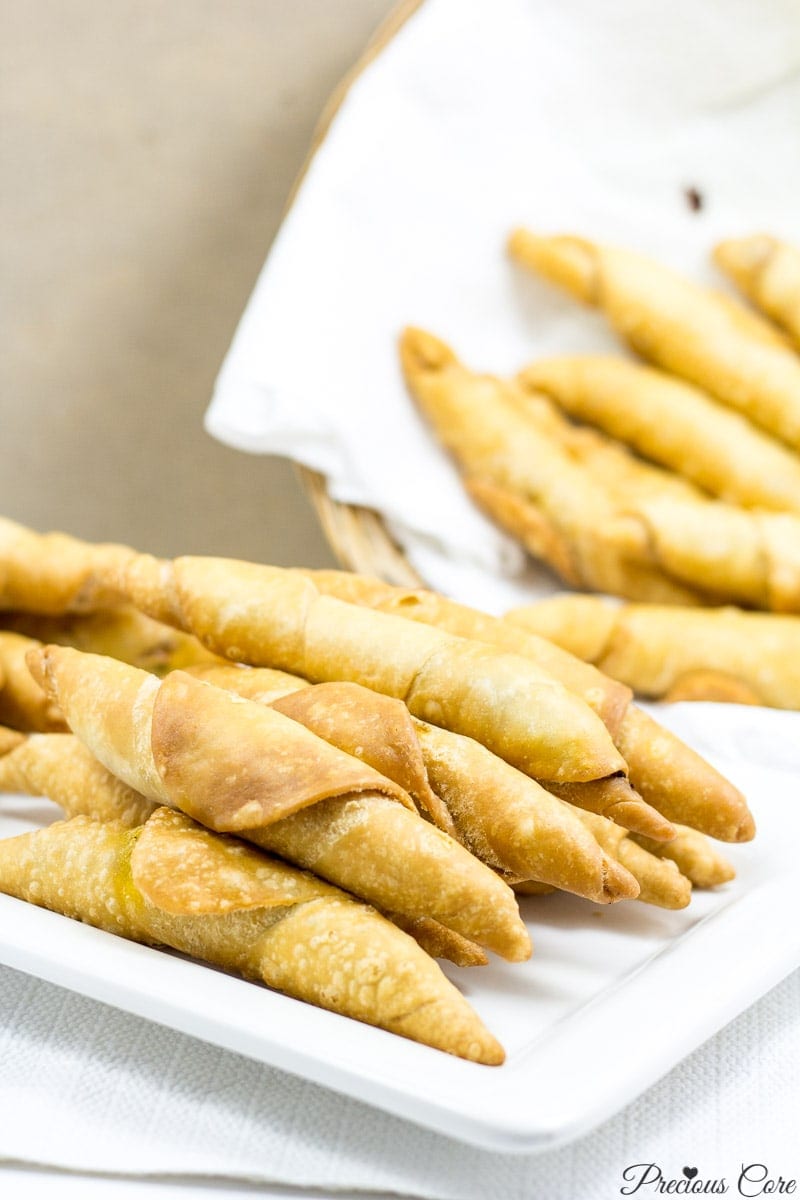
[1,0,396,563]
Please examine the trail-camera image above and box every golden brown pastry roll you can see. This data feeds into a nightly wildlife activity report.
[0,726,25,756]
[572,811,692,909]
[506,594,800,711]
[2,606,220,675]
[0,809,504,1062]
[520,356,800,514]
[465,474,707,606]
[0,730,158,826]
[715,235,800,348]
[190,663,639,903]
[300,570,752,843]
[116,553,624,786]
[0,632,67,732]
[0,729,486,968]
[399,327,708,605]
[29,646,530,960]
[632,825,735,889]
[0,516,134,614]
[627,496,800,612]
[508,229,800,450]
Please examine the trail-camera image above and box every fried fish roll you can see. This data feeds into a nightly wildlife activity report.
[0,809,504,1062]
[189,664,638,902]
[520,356,800,514]
[298,568,752,843]
[116,554,624,786]
[715,235,800,348]
[508,229,800,450]
[29,646,530,960]
[0,516,134,614]
[0,633,67,732]
[507,594,800,710]
[2,606,220,674]
[632,825,735,889]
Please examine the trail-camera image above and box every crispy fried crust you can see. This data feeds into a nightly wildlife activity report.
[0,811,504,1062]
[509,229,800,450]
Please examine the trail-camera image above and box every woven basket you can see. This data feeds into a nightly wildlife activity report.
[289,0,426,588]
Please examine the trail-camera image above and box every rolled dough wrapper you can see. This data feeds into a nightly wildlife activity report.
[0,729,484,968]
[399,326,708,605]
[573,810,692,910]
[508,229,800,450]
[28,646,530,961]
[117,552,624,786]
[191,663,639,903]
[507,594,800,711]
[520,355,800,514]
[0,726,25,756]
[632,825,735,889]
[2,606,220,675]
[303,570,752,844]
[0,633,67,732]
[715,235,800,349]
[0,516,135,614]
[0,810,504,1063]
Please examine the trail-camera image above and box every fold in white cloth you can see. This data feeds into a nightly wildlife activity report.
[206,0,800,611]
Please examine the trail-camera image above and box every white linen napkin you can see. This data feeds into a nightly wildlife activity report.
[206,0,800,611]
[0,964,796,1197]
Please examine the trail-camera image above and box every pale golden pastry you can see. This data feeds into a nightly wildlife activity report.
[0,809,504,1062]
[0,728,486,968]
[0,516,134,614]
[188,662,641,901]
[2,606,220,675]
[506,594,800,711]
[508,229,800,449]
[399,326,709,605]
[0,730,158,826]
[402,328,800,613]
[715,235,800,348]
[632,825,735,889]
[573,811,692,909]
[116,552,625,785]
[0,726,25,756]
[302,569,753,843]
[520,355,800,514]
[28,646,530,960]
[0,633,67,732]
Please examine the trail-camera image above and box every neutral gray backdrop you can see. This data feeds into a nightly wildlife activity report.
[1,0,396,563]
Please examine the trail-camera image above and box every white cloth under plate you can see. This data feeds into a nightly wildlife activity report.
[0,966,797,1198]
[206,0,800,611]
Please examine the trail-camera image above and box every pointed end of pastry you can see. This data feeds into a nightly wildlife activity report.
[733,809,756,843]
[0,726,26,757]
[507,228,598,304]
[500,921,533,963]
[398,327,457,383]
[713,234,773,288]
[393,997,505,1066]
[601,855,640,903]
[118,554,182,628]
[24,643,50,694]
[606,798,676,843]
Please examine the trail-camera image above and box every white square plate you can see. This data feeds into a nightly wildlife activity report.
[1,704,798,1153]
